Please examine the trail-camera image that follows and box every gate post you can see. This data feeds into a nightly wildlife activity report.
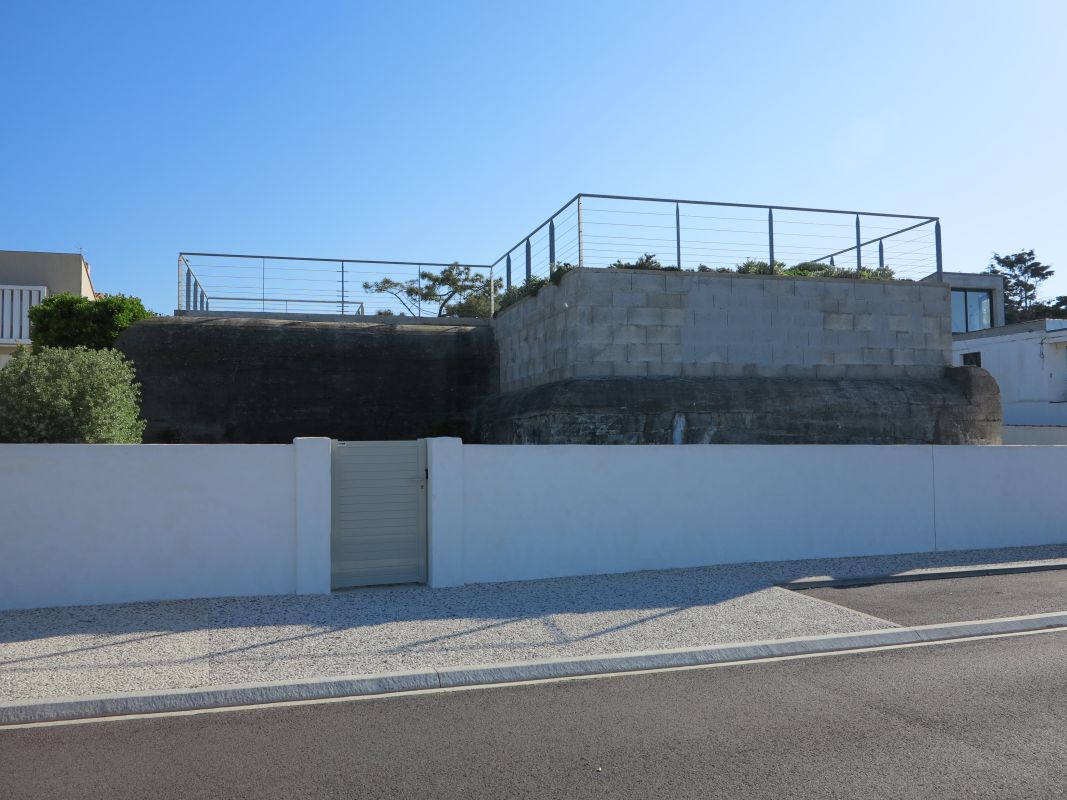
[294,437,333,594]
[424,437,465,588]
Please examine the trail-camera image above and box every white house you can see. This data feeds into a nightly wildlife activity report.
[952,319,1067,443]
[0,250,97,366]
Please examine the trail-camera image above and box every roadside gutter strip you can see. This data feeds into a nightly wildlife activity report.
[3,612,1066,726]
[779,561,1067,590]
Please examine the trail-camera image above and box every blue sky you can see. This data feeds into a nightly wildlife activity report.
[3,1,1065,312]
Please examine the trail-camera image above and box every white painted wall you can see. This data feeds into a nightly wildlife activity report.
[426,440,1067,587]
[1003,425,1067,445]
[0,440,333,610]
[953,326,1067,408]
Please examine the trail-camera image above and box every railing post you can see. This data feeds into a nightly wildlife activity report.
[261,257,266,312]
[577,195,584,269]
[878,239,885,270]
[549,219,556,272]
[767,208,774,271]
[934,220,943,280]
[676,203,682,270]
[525,238,531,282]
[490,266,495,318]
[418,266,422,317]
[506,254,512,289]
[855,214,862,273]
[340,261,346,315]
[185,268,192,311]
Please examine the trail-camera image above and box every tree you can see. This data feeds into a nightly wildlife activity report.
[986,250,1054,321]
[0,347,146,443]
[28,293,154,350]
[362,263,498,317]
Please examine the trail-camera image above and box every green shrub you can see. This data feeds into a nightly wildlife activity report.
[609,253,680,271]
[28,293,154,350]
[0,347,146,443]
[497,276,548,312]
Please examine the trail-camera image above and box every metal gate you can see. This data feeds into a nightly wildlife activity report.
[331,440,427,589]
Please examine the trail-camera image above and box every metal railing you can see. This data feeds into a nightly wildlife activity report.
[177,193,942,317]
[490,194,942,288]
[178,253,493,316]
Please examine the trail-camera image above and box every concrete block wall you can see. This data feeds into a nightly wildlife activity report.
[495,269,952,391]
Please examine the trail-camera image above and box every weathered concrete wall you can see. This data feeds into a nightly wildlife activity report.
[116,316,497,443]
[495,269,952,391]
[478,367,1001,445]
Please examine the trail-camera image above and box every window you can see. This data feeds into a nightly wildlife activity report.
[961,351,982,367]
[951,289,993,333]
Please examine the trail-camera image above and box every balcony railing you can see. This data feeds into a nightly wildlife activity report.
[0,285,47,344]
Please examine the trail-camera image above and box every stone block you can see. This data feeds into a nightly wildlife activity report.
[693,310,728,330]
[853,313,875,331]
[888,314,918,332]
[580,323,615,346]
[824,312,854,331]
[630,273,666,293]
[612,290,648,307]
[591,343,627,363]
[832,350,864,365]
[896,331,927,349]
[661,308,688,326]
[646,325,682,345]
[592,305,628,326]
[659,344,683,362]
[666,273,697,293]
[612,324,647,345]
[763,278,797,296]
[613,361,648,377]
[627,343,662,363]
[627,307,663,326]
[728,343,773,365]
[891,348,920,366]
[862,347,894,365]
[854,282,886,301]
[647,292,685,309]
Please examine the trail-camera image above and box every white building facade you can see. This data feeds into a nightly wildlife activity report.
[952,319,1067,443]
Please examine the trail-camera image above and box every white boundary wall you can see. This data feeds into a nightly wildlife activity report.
[5,439,1067,608]
[426,440,1067,587]
[0,438,332,610]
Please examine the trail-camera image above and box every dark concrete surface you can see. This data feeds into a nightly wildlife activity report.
[3,631,1065,799]
[800,568,1067,626]
[477,368,1001,444]
[115,316,497,443]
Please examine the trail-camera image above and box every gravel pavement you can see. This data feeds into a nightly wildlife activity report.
[2,544,1065,702]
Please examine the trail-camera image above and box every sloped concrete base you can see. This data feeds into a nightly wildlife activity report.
[477,367,1001,444]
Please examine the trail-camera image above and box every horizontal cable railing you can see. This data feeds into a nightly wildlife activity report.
[178,253,493,316]
[489,194,942,288]
[177,194,941,318]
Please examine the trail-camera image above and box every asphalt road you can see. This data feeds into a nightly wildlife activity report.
[3,630,1066,799]
[799,568,1067,625]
